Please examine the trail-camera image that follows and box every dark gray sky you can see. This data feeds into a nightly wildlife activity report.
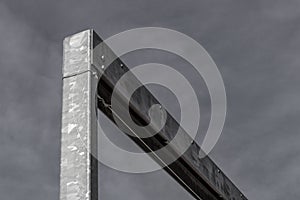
[1,0,300,199]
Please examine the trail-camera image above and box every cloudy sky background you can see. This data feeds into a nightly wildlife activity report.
[0,0,300,199]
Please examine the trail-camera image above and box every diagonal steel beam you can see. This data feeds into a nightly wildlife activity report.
[93,30,247,200]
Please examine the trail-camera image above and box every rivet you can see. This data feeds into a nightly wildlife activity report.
[101,55,105,60]
[92,72,98,79]
[101,65,105,69]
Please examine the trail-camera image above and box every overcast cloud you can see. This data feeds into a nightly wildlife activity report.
[0,0,300,199]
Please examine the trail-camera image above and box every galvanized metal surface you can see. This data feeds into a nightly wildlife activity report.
[60,30,98,200]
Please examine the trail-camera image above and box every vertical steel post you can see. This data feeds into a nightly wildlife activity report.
[60,30,98,200]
